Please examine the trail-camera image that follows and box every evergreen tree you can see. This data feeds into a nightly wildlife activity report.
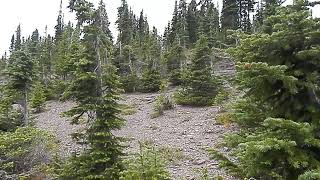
[214,1,320,179]
[30,82,46,113]
[39,33,54,86]
[221,0,239,31]
[165,41,186,86]
[186,0,199,45]
[138,27,162,93]
[254,0,284,31]
[28,29,40,62]
[199,1,221,48]
[116,0,133,47]
[177,0,188,48]
[60,0,124,178]
[9,35,15,53]
[55,0,64,41]
[140,69,161,93]
[175,36,219,106]
[14,24,22,50]
[138,10,147,46]
[238,0,255,32]
[54,22,76,80]
[6,50,33,125]
[0,86,23,132]
[168,0,179,46]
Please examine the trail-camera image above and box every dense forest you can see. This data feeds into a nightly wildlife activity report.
[1,0,320,179]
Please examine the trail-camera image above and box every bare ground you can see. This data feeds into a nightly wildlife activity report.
[35,92,236,179]
[34,58,237,179]
[116,92,236,180]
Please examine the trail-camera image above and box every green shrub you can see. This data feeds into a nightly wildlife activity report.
[152,94,174,118]
[169,69,182,86]
[120,142,170,180]
[120,104,137,116]
[213,90,230,105]
[151,81,174,118]
[298,170,320,180]
[0,127,56,178]
[215,113,233,127]
[0,87,23,132]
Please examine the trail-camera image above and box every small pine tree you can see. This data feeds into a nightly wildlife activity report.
[120,142,170,180]
[175,36,219,106]
[30,82,46,113]
[140,69,162,93]
[165,42,186,86]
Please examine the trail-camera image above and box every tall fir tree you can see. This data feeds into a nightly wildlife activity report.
[221,0,239,31]
[9,35,15,53]
[186,0,199,45]
[14,24,22,51]
[60,0,124,178]
[238,0,255,32]
[55,0,64,41]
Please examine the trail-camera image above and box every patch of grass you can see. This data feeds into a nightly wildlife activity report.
[157,146,185,164]
[213,90,230,106]
[215,113,233,127]
[151,81,174,118]
[120,104,137,116]
[150,125,159,131]
[151,94,174,118]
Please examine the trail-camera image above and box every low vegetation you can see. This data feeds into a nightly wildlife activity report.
[120,142,170,180]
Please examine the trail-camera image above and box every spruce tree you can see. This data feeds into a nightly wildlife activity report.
[139,27,162,93]
[116,0,133,47]
[6,50,33,125]
[60,0,124,178]
[14,24,22,50]
[214,1,320,179]
[54,22,76,80]
[168,0,179,46]
[0,86,23,132]
[165,41,186,86]
[199,1,221,48]
[177,0,188,48]
[186,0,199,45]
[238,0,254,32]
[55,0,64,42]
[175,36,218,106]
[30,82,46,113]
[9,35,15,53]
[221,0,239,31]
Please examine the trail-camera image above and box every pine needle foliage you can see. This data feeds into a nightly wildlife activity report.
[30,82,46,113]
[175,36,219,106]
[212,1,320,179]
[59,0,125,179]
[120,142,170,180]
